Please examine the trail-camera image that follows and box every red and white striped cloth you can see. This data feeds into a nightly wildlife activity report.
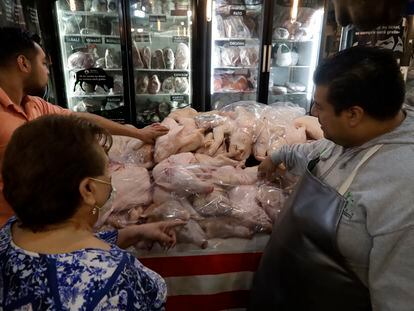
[136,236,270,310]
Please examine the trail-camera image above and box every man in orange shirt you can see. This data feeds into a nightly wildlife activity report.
[0,27,168,225]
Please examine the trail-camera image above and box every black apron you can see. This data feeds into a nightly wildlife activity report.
[249,145,382,311]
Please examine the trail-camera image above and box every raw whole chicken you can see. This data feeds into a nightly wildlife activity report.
[177,220,208,249]
[109,136,154,168]
[199,217,254,239]
[153,164,214,197]
[194,153,240,167]
[168,107,199,120]
[284,125,307,145]
[212,166,257,186]
[153,118,184,162]
[111,164,152,213]
[229,185,272,233]
[152,153,213,196]
[256,184,286,222]
[142,199,200,223]
[192,186,232,217]
[293,115,323,140]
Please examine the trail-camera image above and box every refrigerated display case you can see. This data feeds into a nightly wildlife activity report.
[129,0,194,124]
[205,0,326,111]
[54,0,128,122]
[267,0,325,110]
[209,0,264,109]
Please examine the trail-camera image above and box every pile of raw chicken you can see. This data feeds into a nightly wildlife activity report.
[101,102,322,250]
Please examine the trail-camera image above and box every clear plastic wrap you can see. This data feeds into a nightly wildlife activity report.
[253,102,306,160]
[67,52,95,70]
[98,102,309,253]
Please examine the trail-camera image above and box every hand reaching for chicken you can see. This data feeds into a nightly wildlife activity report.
[138,123,169,144]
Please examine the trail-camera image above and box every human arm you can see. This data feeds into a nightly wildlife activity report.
[258,139,327,180]
[40,99,168,144]
[72,112,168,144]
[116,219,186,249]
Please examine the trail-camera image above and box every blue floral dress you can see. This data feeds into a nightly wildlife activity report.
[0,218,167,310]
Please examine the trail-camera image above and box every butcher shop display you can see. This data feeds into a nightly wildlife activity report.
[98,102,321,253]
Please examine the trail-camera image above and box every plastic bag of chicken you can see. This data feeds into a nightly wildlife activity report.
[254,102,307,161]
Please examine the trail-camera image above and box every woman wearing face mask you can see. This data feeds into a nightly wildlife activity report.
[0,115,184,310]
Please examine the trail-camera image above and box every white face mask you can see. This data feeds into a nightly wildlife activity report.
[89,177,116,227]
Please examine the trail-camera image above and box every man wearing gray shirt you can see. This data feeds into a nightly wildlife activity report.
[250,47,414,311]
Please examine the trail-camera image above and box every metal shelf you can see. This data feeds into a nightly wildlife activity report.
[271,65,311,69]
[214,37,259,42]
[272,39,313,44]
[69,94,123,98]
[136,93,189,96]
[213,90,256,94]
[66,67,123,72]
[270,92,307,95]
[60,10,118,17]
[135,68,190,72]
[214,66,257,70]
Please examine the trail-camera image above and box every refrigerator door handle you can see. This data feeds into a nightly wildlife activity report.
[262,45,268,73]
[266,44,272,73]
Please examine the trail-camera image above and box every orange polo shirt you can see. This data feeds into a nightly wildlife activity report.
[0,87,71,226]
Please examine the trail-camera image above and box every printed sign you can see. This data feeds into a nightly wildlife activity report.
[173,72,189,78]
[171,95,186,101]
[173,36,189,43]
[229,40,245,47]
[84,36,102,44]
[230,9,245,16]
[149,15,166,22]
[134,33,151,43]
[73,68,114,93]
[65,35,82,43]
[170,10,187,16]
[352,24,404,58]
[105,37,120,44]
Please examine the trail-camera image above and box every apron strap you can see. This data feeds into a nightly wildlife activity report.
[338,144,383,196]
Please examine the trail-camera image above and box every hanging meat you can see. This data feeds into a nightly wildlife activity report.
[147,75,161,94]
[175,43,190,69]
[152,49,166,69]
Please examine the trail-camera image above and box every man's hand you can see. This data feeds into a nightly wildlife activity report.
[258,156,286,181]
[137,124,169,144]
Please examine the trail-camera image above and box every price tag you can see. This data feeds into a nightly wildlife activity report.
[173,36,189,43]
[170,10,188,16]
[230,9,246,16]
[229,40,245,47]
[171,95,186,101]
[106,96,123,103]
[65,35,82,43]
[105,37,120,44]
[149,15,167,22]
[84,36,102,44]
[134,33,151,43]
[173,72,189,78]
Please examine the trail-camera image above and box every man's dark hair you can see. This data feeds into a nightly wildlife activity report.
[313,46,405,120]
[0,27,41,67]
[2,115,112,232]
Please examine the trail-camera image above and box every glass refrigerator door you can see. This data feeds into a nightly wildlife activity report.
[55,0,126,122]
[130,0,193,125]
[268,0,324,110]
[210,0,264,109]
